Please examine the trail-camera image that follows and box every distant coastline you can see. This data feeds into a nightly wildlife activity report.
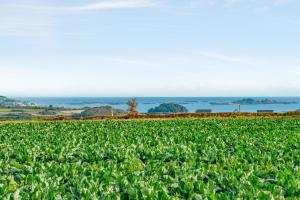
[14,97,300,113]
[0,96,41,108]
[210,98,297,105]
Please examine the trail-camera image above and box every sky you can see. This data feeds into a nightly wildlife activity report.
[0,0,300,97]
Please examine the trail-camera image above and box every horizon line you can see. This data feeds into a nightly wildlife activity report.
[12,96,300,98]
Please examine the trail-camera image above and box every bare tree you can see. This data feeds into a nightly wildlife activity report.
[127,98,138,117]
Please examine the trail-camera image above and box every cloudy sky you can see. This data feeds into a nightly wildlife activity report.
[0,0,299,97]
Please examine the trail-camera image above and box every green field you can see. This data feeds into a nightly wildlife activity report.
[0,118,299,199]
[0,108,44,115]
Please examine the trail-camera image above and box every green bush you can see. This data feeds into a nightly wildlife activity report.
[148,103,188,113]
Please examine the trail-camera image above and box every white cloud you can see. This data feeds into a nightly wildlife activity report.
[0,0,158,38]
[224,0,290,6]
[192,51,254,65]
[0,2,57,38]
[0,0,159,39]
[106,57,157,67]
[3,0,157,12]
[188,0,291,8]
[67,0,157,11]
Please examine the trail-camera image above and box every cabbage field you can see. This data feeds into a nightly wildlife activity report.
[0,118,299,199]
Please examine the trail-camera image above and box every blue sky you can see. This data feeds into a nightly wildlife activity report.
[0,0,299,97]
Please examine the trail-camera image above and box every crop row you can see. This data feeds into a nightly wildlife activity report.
[0,118,299,199]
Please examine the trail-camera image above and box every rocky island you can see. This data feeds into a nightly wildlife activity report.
[210,98,297,105]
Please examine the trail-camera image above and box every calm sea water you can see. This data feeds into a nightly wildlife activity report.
[17,97,300,113]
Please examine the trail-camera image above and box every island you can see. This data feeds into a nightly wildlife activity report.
[148,103,188,114]
[210,98,297,105]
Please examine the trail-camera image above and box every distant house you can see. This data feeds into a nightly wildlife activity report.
[196,109,212,113]
[257,110,274,113]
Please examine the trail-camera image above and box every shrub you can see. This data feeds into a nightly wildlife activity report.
[148,103,188,114]
[127,98,139,117]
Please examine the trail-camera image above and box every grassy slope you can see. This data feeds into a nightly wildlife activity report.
[0,118,299,199]
[0,108,44,115]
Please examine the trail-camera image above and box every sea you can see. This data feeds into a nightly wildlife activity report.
[16,97,300,113]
